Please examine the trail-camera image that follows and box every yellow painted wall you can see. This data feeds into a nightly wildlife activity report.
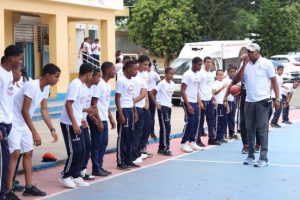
[0,0,117,96]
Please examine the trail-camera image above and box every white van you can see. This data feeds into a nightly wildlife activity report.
[166,40,251,105]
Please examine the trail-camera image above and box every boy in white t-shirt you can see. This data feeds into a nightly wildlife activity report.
[0,45,23,200]
[89,62,116,176]
[59,63,98,188]
[180,57,204,153]
[281,80,299,124]
[91,38,100,66]
[213,70,229,143]
[149,68,175,156]
[270,65,284,127]
[80,68,101,180]
[6,64,61,198]
[147,63,161,140]
[115,60,138,170]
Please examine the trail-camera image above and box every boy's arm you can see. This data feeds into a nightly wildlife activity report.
[40,99,58,142]
[181,83,193,113]
[65,100,81,134]
[108,108,116,129]
[22,96,42,146]
[133,88,147,104]
[149,89,161,110]
[115,93,125,124]
[91,97,104,132]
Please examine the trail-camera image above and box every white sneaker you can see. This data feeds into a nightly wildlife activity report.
[190,142,204,151]
[73,177,90,187]
[133,157,143,164]
[59,176,76,188]
[141,153,148,159]
[181,141,193,153]
[81,169,95,180]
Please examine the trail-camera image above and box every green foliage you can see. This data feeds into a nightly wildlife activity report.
[233,9,257,39]
[127,0,202,57]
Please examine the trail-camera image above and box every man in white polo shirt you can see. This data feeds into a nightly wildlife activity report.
[232,43,279,167]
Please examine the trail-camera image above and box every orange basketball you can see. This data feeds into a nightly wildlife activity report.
[230,85,241,97]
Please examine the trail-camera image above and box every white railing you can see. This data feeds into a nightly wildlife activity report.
[69,52,100,72]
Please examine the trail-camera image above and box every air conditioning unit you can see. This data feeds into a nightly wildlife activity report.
[14,13,41,25]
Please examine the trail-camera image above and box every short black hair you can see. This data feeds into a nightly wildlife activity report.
[227,65,237,72]
[192,57,202,64]
[123,60,137,71]
[123,55,131,61]
[277,65,284,70]
[1,56,5,64]
[101,62,114,74]
[42,63,61,75]
[4,45,23,59]
[93,67,101,76]
[216,69,224,75]
[165,67,174,74]
[79,63,94,75]
[116,57,121,63]
[204,56,212,63]
[94,38,99,42]
[138,55,150,63]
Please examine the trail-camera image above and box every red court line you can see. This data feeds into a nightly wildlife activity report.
[15,109,300,200]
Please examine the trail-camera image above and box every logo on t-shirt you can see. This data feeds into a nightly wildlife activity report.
[7,81,14,96]
[193,77,200,87]
[167,87,174,97]
[127,84,134,94]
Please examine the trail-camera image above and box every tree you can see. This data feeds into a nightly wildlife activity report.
[233,9,257,39]
[127,0,202,59]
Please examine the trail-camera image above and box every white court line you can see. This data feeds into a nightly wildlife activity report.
[39,146,215,200]
[173,158,300,168]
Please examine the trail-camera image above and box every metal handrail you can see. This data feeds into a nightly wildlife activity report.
[81,52,101,69]
[69,52,100,73]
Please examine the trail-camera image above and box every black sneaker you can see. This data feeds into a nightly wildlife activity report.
[162,150,172,156]
[201,132,208,137]
[157,149,164,154]
[282,121,293,124]
[23,185,47,197]
[208,140,222,145]
[150,133,158,141]
[196,140,207,147]
[117,164,130,170]
[101,168,112,175]
[92,169,108,176]
[5,191,20,200]
[126,162,140,168]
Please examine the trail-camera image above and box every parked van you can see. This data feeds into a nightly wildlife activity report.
[165,40,251,105]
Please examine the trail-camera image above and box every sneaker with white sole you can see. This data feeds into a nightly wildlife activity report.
[80,169,95,180]
[190,142,204,151]
[243,157,255,165]
[140,154,148,159]
[59,177,76,188]
[253,159,269,167]
[73,177,90,187]
[133,157,143,164]
[181,141,193,153]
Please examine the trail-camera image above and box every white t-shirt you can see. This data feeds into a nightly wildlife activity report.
[148,71,160,91]
[224,77,234,102]
[0,66,15,124]
[155,79,175,108]
[281,83,295,96]
[81,84,95,120]
[93,78,111,121]
[13,79,49,125]
[117,69,124,79]
[213,80,227,104]
[271,74,283,99]
[244,56,275,102]
[91,43,100,55]
[115,63,123,73]
[82,42,92,55]
[133,71,148,108]
[60,78,85,126]
[198,69,214,101]
[181,70,200,103]
[116,76,134,108]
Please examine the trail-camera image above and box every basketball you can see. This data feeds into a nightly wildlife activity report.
[230,85,241,97]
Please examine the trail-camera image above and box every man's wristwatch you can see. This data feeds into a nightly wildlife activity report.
[50,128,56,132]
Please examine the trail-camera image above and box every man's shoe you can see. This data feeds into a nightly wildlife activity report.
[282,120,293,124]
[190,142,204,151]
[275,123,281,128]
[162,150,173,156]
[242,146,249,154]
[253,159,269,167]
[150,132,158,141]
[126,162,140,168]
[141,148,153,158]
[196,140,207,147]
[5,191,20,200]
[73,177,90,187]
[133,157,143,164]
[180,141,193,153]
[92,169,109,176]
[201,132,208,137]
[101,168,112,175]
[243,157,255,165]
[59,177,76,188]
[12,180,25,192]
[140,153,148,159]
[208,140,222,145]
[117,164,130,170]
[23,185,47,196]
[270,123,276,128]
[81,169,95,180]
[157,149,164,154]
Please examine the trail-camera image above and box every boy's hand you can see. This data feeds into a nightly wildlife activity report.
[33,133,42,146]
[51,131,59,143]
[0,130,3,141]
[110,119,116,130]
[73,124,81,135]
[156,103,161,111]
[118,112,126,124]
[187,104,194,114]
[97,121,104,133]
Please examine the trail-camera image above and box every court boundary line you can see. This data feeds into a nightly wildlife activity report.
[173,158,300,168]
[39,146,215,199]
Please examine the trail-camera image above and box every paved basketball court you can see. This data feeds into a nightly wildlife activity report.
[39,119,300,200]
